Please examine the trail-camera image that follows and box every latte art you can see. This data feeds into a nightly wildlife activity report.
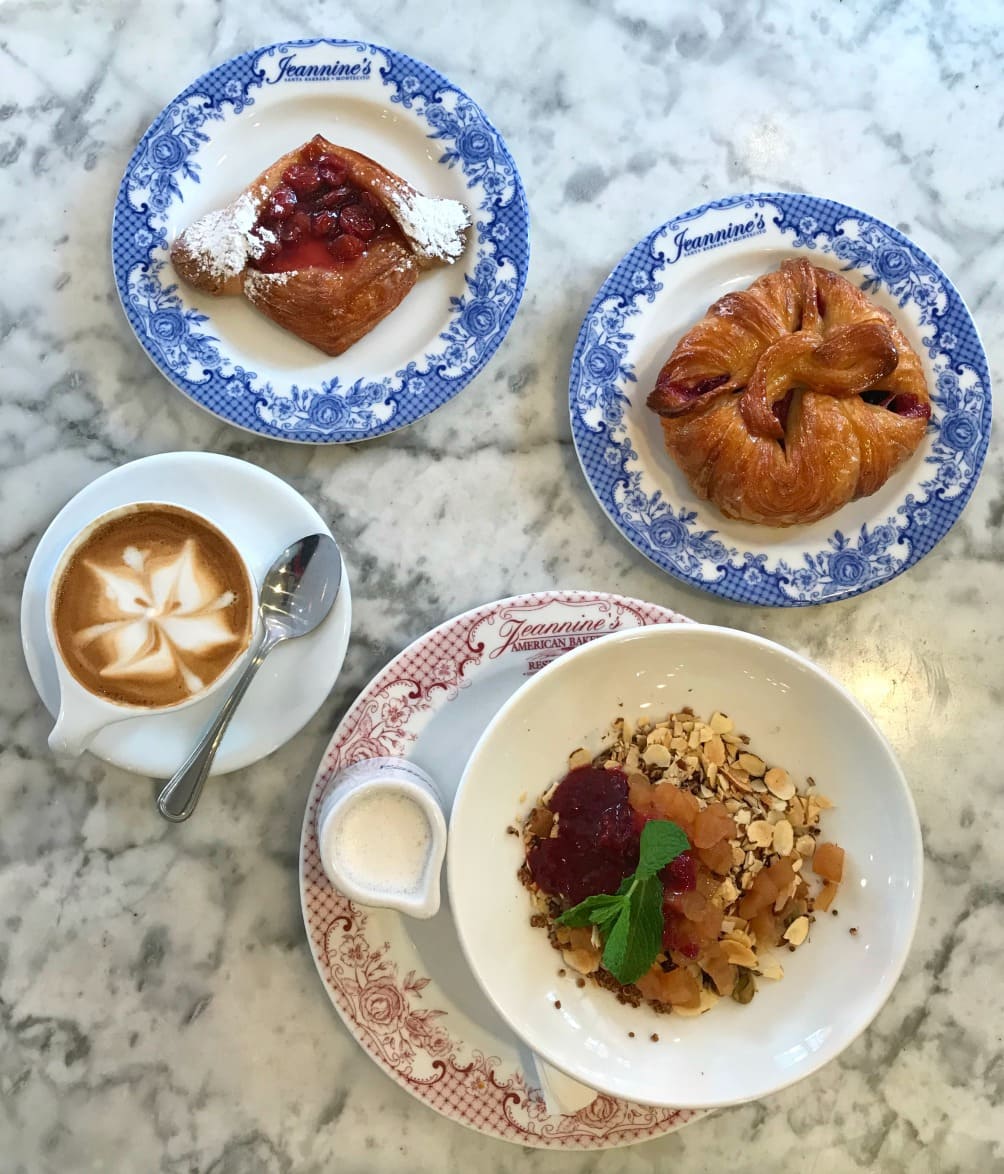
[77,539,240,690]
[52,505,252,708]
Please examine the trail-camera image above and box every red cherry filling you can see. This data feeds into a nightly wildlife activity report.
[282,163,324,196]
[339,204,377,240]
[860,390,931,419]
[888,393,931,419]
[327,234,365,263]
[251,143,397,273]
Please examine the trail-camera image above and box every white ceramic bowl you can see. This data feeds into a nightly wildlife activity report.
[448,624,922,1108]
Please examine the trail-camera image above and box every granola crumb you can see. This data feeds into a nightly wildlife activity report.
[557,968,566,977]
[576,978,585,988]
[554,1000,562,1009]
[628,1031,635,1038]
[831,909,839,916]
[849,927,859,936]
[650,1033,660,1042]
[505,825,518,836]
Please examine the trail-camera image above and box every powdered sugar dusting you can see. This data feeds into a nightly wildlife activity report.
[388,192,470,263]
[245,268,293,290]
[175,187,273,281]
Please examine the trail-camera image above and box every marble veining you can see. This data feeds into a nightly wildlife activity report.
[1,0,1002,1170]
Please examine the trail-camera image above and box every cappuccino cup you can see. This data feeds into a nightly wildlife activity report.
[46,501,257,756]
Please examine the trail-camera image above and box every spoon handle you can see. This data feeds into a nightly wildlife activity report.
[156,634,279,823]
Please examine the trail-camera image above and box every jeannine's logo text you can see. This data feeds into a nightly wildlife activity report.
[666,212,767,263]
[269,54,372,83]
[490,616,610,659]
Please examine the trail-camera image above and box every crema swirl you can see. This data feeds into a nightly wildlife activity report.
[52,504,252,707]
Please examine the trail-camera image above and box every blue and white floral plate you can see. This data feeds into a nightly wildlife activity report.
[570,193,991,605]
[112,39,529,442]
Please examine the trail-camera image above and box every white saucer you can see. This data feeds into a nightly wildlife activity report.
[21,452,352,778]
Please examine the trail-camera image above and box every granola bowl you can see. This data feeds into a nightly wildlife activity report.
[448,624,922,1109]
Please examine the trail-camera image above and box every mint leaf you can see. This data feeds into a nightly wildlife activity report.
[557,892,625,929]
[548,819,691,988]
[600,898,633,977]
[613,874,665,985]
[636,819,690,877]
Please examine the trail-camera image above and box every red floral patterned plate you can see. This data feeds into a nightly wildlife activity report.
[299,591,706,1147]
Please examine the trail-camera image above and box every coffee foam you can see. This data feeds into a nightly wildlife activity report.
[52,504,252,708]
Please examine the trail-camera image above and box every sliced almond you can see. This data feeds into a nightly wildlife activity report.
[561,946,601,975]
[642,743,672,768]
[795,834,816,857]
[709,711,733,734]
[747,820,774,848]
[704,734,726,766]
[721,940,759,969]
[783,916,810,946]
[765,767,795,801]
[734,808,752,826]
[567,747,592,770]
[738,752,766,777]
[772,819,794,857]
[645,726,670,747]
[757,953,784,981]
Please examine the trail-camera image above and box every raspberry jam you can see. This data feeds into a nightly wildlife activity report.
[251,139,398,272]
[526,767,640,905]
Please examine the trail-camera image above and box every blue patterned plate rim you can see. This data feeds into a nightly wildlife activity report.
[569,191,992,606]
[112,38,530,443]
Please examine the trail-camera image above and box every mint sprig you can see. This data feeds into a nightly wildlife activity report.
[556,819,689,986]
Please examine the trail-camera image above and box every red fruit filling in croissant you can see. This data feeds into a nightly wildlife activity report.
[646,259,931,526]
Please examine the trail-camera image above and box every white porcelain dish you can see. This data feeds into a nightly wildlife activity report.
[449,624,923,1109]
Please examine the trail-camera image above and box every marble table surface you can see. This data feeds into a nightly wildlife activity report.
[2,1,1002,1170]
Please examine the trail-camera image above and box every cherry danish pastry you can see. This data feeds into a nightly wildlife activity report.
[646,260,931,526]
[170,134,470,356]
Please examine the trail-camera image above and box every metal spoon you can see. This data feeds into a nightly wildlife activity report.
[156,533,343,823]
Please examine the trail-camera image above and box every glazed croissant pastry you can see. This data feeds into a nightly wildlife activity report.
[646,259,931,526]
[170,134,470,356]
